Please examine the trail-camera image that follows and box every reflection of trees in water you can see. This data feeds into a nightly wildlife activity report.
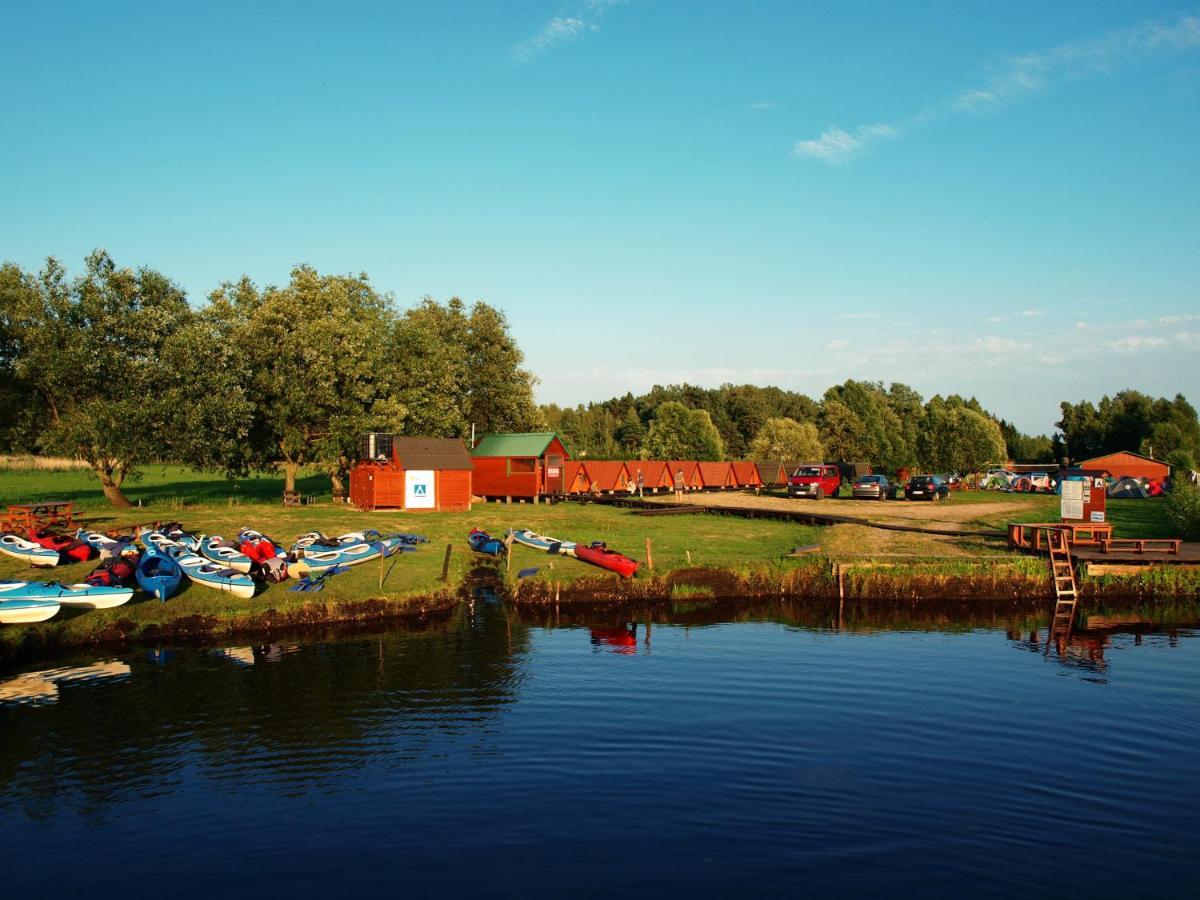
[0,602,531,819]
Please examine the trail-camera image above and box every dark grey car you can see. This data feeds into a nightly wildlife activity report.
[852,474,890,500]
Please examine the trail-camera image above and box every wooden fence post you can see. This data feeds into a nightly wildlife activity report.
[645,537,654,570]
[441,543,453,583]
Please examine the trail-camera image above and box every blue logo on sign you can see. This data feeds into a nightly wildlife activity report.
[413,484,427,495]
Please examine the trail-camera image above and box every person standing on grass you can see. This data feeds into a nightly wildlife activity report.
[674,468,685,501]
[636,468,644,498]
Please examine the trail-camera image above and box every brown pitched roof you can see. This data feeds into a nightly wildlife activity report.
[697,462,735,486]
[393,437,474,471]
[731,462,762,486]
[629,461,672,488]
[583,460,631,491]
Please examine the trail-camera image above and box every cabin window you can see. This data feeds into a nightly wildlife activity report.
[507,458,536,475]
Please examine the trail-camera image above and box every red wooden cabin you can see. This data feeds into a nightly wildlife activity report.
[349,436,473,511]
[581,460,632,494]
[731,461,762,488]
[627,461,673,493]
[667,460,703,490]
[697,461,736,489]
[564,460,590,494]
[471,432,571,499]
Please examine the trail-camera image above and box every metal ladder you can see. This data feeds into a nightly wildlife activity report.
[1046,527,1078,637]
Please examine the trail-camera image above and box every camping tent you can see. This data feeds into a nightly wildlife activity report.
[1107,477,1149,500]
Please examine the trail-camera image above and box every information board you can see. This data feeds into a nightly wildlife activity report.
[405,470,436,509]
[1060,479,1084,520]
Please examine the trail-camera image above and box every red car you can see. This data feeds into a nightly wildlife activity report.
[788,464,842,500]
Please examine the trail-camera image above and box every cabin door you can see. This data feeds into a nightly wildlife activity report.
[544,454,564,495]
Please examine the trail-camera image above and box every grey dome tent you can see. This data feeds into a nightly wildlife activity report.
[1107,477,1149,500]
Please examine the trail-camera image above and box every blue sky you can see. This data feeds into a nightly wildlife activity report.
[2,1,1198,434]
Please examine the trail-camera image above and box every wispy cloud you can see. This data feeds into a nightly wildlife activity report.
[793,13,1200,163]
[987,308,1045,323]
[791,123,897,163]
[512,1,622,64]
[749,100,776,110]
[834,311,882,320]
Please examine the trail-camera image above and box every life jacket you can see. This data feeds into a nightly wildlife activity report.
[86,555,138,587]
[240,539,281,564]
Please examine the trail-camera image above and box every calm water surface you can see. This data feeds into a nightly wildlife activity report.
[1,601,1197,898]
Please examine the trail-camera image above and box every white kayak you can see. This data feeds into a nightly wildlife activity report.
[75,529,137,560]
[508,529,577,556]
[0,533,61,567]
[0,580,133,610]
[0,598,61,624]
[200,536,254,573]
[140,531,256,600]
[294,536,404,574]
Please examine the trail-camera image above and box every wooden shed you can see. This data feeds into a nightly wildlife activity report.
[579,460,631,494]
[471,432,570,499]
[754,460,788,487]
[349,437,473,512]
[564,460,590,495]
[1078,451,1170,482]
[697,461,736,489]
[731,461,762,489]
[627,461,673,493]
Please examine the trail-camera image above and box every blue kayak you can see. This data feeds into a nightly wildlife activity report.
[468,529,505,556]
[0,580,132,610]
[0,596,60,624]
[295,536,404,575]
[140,531,256,599]
[136,549,183,602]
[74,529,137,560]
[0,533,61,567]
[508,529,577,556]
[200,536,254,573]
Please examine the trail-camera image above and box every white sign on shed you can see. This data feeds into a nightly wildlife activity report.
[405,470,436,509]
[1060,479,1084,520]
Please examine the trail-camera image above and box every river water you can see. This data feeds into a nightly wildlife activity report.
[1,599,1197,898]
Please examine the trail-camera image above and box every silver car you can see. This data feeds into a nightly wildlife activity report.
[852,474,890,500]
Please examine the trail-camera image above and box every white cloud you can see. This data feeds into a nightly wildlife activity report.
[988,308,1045,323]
[834,311,882,320]
[1108,335,1168,353]
[828,338,849,350]
[512,1,622,63]
[749,100,775,110]
[793,13,1200,163]
[791,123,897,163]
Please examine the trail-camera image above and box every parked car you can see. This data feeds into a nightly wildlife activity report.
[905,475,949,501]
[788,464,842,500]
[852,474,891,500]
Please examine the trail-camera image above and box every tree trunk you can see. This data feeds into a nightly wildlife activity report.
[283,461,299,494]
[330,471,345,494]
[96,466,133,508]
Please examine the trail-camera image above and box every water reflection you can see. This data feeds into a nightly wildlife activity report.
[0,660,131,707]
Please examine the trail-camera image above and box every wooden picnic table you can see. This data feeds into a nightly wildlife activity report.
[2,501,77,535]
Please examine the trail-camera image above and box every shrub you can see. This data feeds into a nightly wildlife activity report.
[1165,482,1200,541]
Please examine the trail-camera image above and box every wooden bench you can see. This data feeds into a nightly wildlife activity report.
[1008,521,1114,552]
[2,501,77,535]
[1100,538,1181,555]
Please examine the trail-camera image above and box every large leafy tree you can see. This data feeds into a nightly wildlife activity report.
[209,267,405,494]
[9,252,192,506]
[645,401,725,460]
[392,297,541,439]
[919,404,1007,473]
[749,417,824,461]
[822,380,916,472]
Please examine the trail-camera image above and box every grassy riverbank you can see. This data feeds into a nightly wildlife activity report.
[0,466,1193,660]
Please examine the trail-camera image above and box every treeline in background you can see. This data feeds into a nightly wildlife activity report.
[2,252,1198,508]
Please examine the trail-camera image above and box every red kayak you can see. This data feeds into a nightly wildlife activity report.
[30,529,96,563]
[574,542,639,578]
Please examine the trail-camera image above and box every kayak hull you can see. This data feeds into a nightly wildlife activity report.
[0,581,133,610]
[135,552,184,602]
[0,533,61,567]
[200,536,254,574]
[574,543,640,578]
[509,529,577,555]
[0,599,60,624]
[140,531,256,600]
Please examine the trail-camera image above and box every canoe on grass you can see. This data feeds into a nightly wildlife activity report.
[573,542,640,578]
[294,536,404,575]
[139,531,256,599]
[508,529,577,556]
[30,530,95,563]
[0,533,61,567]
[200,536,254,574]
[468,529,505,556]
[0,597,60,624]
[135,551,183,602]
[75,529,137,560]
[0,580,133,610]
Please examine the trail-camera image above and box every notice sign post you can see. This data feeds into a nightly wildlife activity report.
[405,470,436,510]
[1061,480,1084,520]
